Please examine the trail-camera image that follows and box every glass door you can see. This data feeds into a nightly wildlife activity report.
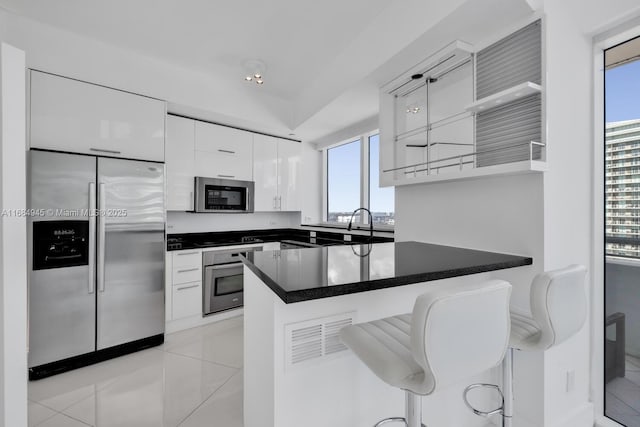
[604,35,640,427]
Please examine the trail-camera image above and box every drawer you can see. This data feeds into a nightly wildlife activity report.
[172,281,202,320]
[173,266,202,285]
[172,250,201,268]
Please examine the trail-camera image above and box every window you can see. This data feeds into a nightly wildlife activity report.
[603,35,640,427]
[327,139,361,223]
[324,132,394,227]
[368,134,394,225]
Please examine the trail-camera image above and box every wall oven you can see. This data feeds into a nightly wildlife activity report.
[194,177,254,213]
[203,245,262,315]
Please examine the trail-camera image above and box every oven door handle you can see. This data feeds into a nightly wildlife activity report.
[206,262,244,271]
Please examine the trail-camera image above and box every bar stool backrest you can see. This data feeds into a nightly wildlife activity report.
[410,280,512,394]
[530,264,587,350]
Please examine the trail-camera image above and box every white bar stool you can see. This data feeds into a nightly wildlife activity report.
[340,280,512,427]
[464,264,587,426]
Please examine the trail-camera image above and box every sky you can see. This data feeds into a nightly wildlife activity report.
[327,134,395,214]
[605,59,640,123]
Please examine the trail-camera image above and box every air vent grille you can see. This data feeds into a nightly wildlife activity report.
[285,312,356,369]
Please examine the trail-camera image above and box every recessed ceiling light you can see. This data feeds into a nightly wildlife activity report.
[243,59,267,86]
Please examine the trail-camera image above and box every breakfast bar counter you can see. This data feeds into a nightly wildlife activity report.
[242,241,532,427]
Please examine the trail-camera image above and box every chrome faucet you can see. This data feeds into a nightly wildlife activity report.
[347,207,374,241]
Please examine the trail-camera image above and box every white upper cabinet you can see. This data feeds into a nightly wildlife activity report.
[253,134,279,211]
[194,121,253,181]
[379,20,545,187]
[29,70,166,162]
[253,135,300,212]
[278,139,300,211]
[166,116,195,211]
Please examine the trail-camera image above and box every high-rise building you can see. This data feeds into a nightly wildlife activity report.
[606,118,640,257]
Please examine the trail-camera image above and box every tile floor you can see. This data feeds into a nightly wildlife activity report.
[28,316,244,427]
[606,354,640,426]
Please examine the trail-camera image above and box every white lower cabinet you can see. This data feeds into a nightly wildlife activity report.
[167,249,203,325]
[172,266,201,285]
[172,282,202,320]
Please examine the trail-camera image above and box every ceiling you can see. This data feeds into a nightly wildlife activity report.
[0,0,390,102]
[0,0,536,143]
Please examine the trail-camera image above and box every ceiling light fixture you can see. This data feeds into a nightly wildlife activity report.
[243,59,267,85]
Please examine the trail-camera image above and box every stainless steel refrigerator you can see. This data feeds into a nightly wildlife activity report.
[28,150,165,379]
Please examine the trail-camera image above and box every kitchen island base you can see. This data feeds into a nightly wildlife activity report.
[243,267,504,427]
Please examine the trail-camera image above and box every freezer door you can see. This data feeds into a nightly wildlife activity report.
[97,158,165,349]
[28,150,97,368]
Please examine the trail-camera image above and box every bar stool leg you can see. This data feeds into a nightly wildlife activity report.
[405,391,422,427]
[503,348,514,427]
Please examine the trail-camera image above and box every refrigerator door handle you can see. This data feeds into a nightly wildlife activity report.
[88,182,96,294]
[97,183,106,293]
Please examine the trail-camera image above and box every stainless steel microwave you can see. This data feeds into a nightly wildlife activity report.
[194,177,254,213]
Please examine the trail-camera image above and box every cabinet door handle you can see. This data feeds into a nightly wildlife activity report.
[218,149,236,154]
[177,267,199,273]
[176,251,199,256]
[176,284,199,291]
[90,148,121,155]
[218,174,235,178]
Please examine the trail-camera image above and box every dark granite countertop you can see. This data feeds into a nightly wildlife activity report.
[242,241,532,303]
[167,228,393,251]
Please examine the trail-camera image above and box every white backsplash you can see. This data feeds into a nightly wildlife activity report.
[167,211,301,234]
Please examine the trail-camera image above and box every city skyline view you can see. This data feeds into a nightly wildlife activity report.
[605,44,640,259]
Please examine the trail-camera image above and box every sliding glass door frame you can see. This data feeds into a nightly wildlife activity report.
[593,19,640,427]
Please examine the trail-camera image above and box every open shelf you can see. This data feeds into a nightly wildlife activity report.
[382,159,547,187]
[465,82,542,113]
[382,40,473,95]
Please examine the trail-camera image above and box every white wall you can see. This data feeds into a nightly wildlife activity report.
[167,211,301,234]
[0,41,27,427]
[394,1,640,426]
[541,2,640,426]
[395,173,546,426]
[540,3,594,425]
